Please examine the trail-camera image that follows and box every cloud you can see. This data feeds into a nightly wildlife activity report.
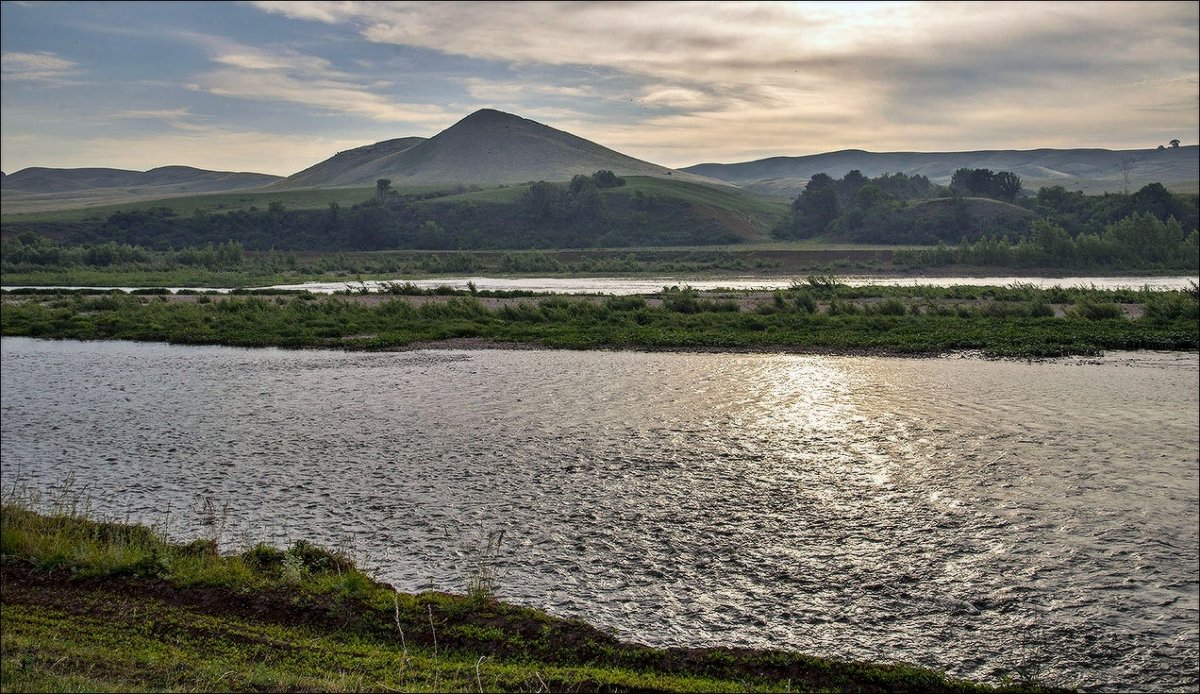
[1,50,81,85]
[176,32,451,125]
[461,78,599,102]
[109,107,210,132]
[254,1,1199,159]
[201,67,446,123]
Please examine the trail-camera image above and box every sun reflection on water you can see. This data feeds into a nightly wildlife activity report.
[3,340,1196,691]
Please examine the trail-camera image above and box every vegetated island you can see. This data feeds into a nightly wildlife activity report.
[0,501,1068,693]
[2,278,1197,359]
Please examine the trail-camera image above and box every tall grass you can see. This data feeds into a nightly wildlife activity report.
[0,481,373,597]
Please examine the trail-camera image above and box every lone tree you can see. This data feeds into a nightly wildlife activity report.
[375,178,392,203]
[1117,157,1137,193]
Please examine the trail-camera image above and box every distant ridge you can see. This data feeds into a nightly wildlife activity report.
[271,109,720,189]
[1,166,282,214]
[681,146,1200,197]
[2,165,280,195]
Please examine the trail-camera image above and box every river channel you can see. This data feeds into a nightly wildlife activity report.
[1,337,1196,691]
[4,274,1197,295]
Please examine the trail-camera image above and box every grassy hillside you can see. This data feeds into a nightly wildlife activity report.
[1,175,787,250]
[0,503,1061,693]
[905,196,1038,233]
[419,176,787,228]
[2,186,386,223]
[1,167,284,215]
[684,146,1200,198]
[271,137,428,190]
[3,176,782,226]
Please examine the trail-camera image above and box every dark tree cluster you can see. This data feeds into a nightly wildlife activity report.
[2,231,245,271]
[775,170,957,242]
[1023,182,1198,236]
[896,214,1198,271]
[949,168,1022,203]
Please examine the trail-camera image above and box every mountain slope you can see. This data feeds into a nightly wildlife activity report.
[683,146,1199,197]
[1,166,282,214]
[273,137,427,190]
[271,109,720,189]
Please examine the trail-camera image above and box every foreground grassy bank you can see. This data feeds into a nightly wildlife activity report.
[0,504,1064,693]
[2,283,1197,358]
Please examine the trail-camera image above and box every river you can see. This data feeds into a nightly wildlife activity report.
[3,274,1197,295]
[1,337,1196,691]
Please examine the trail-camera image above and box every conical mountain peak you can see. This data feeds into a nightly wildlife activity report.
[273,109,713,189]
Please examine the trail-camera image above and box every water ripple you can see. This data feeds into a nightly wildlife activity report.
[1,338,1196,692]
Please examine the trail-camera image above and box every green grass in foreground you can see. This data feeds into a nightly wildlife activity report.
[2,284,1197,358]
[0,502,1065,693]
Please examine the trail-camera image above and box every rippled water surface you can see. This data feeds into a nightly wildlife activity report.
[5,273,1197,294]
[1,337,1197,691]
[267,274,1200,294]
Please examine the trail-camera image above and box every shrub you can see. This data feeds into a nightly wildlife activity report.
[793,292,818,313]
[603,295,646,311]
[828,299,860,316]
[872,298,907,316]
[1028,300,1055,318]
[1142,292,1200,322]
[287,539,354,574]
[242,543,285,572]
[1070,300,1124,320]
[661,287,701,313]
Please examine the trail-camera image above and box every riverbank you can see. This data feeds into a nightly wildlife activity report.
[2,283,1196,358]
[0,503,1065,693]
[3,242,1197,290]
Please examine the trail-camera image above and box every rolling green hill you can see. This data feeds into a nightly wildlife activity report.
[0,174,789,250]
[422,176,785,224]
[683,146,1200,198]
[0,186,377,224]
[1,166,283,215]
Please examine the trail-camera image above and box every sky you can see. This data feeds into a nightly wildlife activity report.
[2,1,1197,176]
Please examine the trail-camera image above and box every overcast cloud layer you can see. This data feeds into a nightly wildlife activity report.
[2,1,1196,175]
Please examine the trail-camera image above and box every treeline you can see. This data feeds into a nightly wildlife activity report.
[949,168,1022,203]
[518,170,625,225]
[773,169,1033,243]
[2,233,246,270]
[774,167,1199,267]
[0,232,769,279]
[1023,182,1197,236]
[895,214,1199,271]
